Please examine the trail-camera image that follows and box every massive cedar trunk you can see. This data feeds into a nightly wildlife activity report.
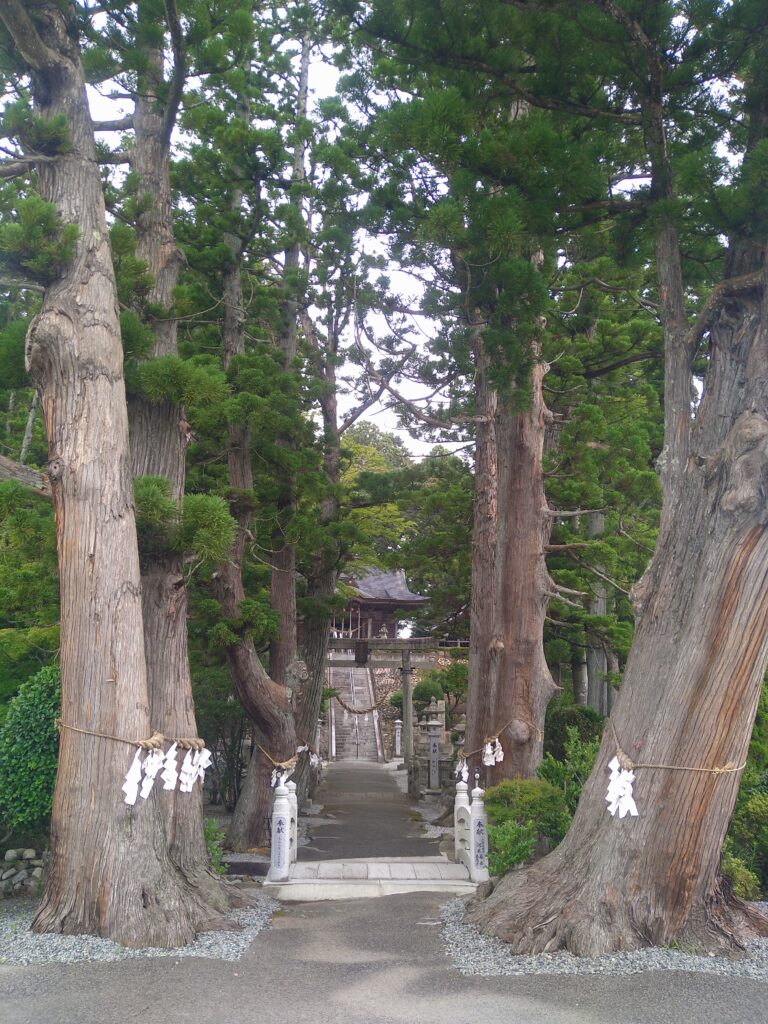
[269,535,298,686]
[294,319,344,800]
[468,36,768,953]
[586,511,609,714]
[127,19,227,913]
[267,34,310,689]
[3,1,202,945]
[466,332,558,782]
[218,173,296,851]
[468,286,768,952]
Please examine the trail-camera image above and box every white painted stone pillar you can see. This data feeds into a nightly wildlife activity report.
[454,780,470,867]
[286,780,298,865]
[469,777,490,883]
[269,783,292,882]
[394,719,403,757]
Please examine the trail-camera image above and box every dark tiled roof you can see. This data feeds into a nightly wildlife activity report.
[347,568,428,605]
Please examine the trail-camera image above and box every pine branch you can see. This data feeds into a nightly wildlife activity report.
[583,350,661,380]
[0,275,45,293]
[93,116,134,132]
[338,385,387,435]
[0,453,51,498]
[97,151,132,165]
[544,506,606,517]
[0,154,58,178]
[375,375,484,430]
[584,0,658,60]
[545,542,593,551]
[0,3,66,73]
[352,13,642,125]
[685,270,764,350]
[564,551,630,597]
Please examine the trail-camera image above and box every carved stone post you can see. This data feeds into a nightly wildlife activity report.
[401,649,414,765]
[427,717,441,791]
[268,783,291,882]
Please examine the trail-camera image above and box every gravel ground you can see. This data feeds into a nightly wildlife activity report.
[0,893,277,966]
[441,898,768,979]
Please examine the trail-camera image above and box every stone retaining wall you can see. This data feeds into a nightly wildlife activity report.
[1,848,46,896]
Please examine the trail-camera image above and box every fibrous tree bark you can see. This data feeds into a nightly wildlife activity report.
[0,0,206,945]
[465,326,559,783]
[585,511,609,715]
[217,89,296,849]
[126,3,228,914]
[468,7,768,954]
[268,33,311,691]
[468,290,768,950]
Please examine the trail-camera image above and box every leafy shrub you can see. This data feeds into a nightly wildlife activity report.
[487,820,537,875]
[484,778,571,847]
[203,818,228,875]
[412,677,444,710]
[720,677,768,896]
[728,791,768,891]
[389,690,403,711]
[0,664,60,837]
[721,839,761,900]
[417,661,467,710]
[544,702,604,761]
[538,726,601,814]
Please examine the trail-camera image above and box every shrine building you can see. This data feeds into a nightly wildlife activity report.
[332,568,428,640]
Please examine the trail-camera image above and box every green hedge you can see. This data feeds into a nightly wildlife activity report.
[0,664,60,837]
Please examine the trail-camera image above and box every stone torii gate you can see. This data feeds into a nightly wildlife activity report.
[325,636,468,766]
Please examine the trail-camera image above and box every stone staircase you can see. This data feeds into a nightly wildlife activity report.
[329,660,382,761]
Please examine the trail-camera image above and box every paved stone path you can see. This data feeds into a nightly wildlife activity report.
[300,760,441,861]
[265,760,472,899]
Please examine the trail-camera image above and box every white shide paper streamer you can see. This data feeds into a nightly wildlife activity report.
[606,755,639,818]
[122,742,213,805]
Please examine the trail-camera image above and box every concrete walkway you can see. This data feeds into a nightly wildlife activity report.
[3,892,766,1024]
[300,761,440,860]
[3,764,765,1023]
[264,760,473,900]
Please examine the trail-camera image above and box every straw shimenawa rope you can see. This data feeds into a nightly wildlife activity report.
[458,715,542,760]
[55,719,205,750]
[255,740,320,771]
[333,692,390,716]
[609,719,746,776]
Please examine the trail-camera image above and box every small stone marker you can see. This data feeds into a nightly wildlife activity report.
[428,718,441,790]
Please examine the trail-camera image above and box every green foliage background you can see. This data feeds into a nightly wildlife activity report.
[0,664,59,839]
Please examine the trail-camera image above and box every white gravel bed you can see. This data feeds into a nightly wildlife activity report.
[442,898,768,979]
[0,893,278,966]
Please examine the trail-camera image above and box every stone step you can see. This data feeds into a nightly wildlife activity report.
[263,857,476,901]
[330,663,382,763]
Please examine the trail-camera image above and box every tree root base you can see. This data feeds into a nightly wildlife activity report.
[31,868,239,949]
[465,863,768,957]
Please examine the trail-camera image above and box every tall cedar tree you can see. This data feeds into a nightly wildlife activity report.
[0,2,213,945]
[349,0,768,953]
